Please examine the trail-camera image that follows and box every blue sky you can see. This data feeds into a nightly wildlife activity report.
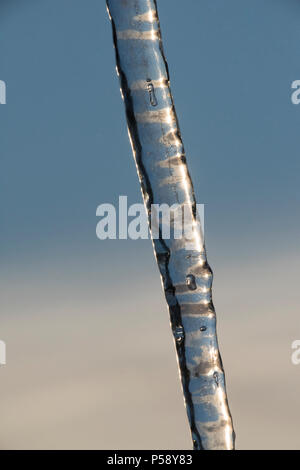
[1,0,300,265]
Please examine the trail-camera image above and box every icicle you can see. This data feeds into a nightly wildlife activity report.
[106,0,235,450]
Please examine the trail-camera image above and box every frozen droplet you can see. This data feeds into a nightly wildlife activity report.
[186,274,197,290]
[146,79,158,106]
[213,371,219,386]
[174,325,184,344]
